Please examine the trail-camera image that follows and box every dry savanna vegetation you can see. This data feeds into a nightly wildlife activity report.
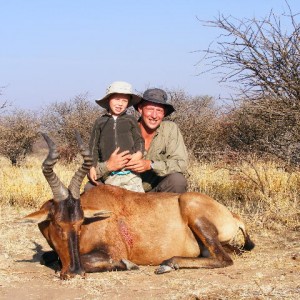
[0,153,299,231]
[1,3,300,299]
[0,150,299,299]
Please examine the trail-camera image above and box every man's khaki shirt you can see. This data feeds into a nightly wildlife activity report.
[141,120,188,191]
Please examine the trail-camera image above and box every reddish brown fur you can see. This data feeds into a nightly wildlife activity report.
[24,184,255,278]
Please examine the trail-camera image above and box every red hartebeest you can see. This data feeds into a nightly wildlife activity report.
[22,133,255,279]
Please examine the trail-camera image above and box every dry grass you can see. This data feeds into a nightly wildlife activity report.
[187,157,300,231]
[0,155,88,208]
[1,155,300,299]
[0,154,299,231]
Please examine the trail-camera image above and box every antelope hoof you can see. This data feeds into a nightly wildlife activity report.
[155,265,174,274]
[121,259,139,270]
[60,272,72,280]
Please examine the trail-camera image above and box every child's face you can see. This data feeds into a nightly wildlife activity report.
[108,94,130,116]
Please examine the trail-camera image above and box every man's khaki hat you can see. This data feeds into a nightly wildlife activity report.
[95,81,142,110]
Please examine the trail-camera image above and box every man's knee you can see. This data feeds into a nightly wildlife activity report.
[166,173,187,193]
[153,173,187,193]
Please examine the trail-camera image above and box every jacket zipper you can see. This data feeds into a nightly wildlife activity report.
[113,118,118,149]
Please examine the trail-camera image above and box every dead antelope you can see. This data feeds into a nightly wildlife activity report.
[23,133,255,279]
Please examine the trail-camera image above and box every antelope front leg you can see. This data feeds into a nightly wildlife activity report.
[81,253,139,273]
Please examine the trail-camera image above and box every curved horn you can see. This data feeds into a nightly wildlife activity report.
[68,131,93,199]
[41,133,69,202]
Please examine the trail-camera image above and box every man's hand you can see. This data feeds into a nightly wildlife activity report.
[125,158,152,173]
[106,147,132,172]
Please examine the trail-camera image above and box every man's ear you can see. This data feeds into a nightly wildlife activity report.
[137,103,143,114]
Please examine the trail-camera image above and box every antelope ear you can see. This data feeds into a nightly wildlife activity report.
[83,209,112,219]
[18,209,50,224]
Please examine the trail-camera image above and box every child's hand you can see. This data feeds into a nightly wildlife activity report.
[88,167,99,185]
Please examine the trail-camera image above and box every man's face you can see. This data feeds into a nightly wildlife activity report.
[138,101,166,130]
[108,94,130,116]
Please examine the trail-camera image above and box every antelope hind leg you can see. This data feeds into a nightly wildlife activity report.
[155,217,233,274]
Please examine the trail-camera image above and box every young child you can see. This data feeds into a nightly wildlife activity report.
[88,81,145,192]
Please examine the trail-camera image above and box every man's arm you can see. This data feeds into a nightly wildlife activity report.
[125,158,152,173]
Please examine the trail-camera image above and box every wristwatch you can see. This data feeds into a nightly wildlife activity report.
[150,160,154,169]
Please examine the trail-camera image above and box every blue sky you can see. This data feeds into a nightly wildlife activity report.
[1,0,299,110]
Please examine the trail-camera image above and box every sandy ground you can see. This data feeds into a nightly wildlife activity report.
[0,206,299,300]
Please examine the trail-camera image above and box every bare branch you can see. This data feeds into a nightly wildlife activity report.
[198,6,300,100]
[198,3,300,165]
